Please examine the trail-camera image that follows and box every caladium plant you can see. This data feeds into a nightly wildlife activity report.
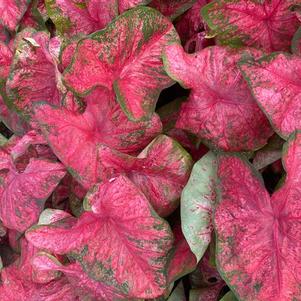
[1,0,301,300]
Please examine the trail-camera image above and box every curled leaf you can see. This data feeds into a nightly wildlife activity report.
[26,175,174,299]
[163,44,273,151]
[63,6,179,121]
[201,0,299,51]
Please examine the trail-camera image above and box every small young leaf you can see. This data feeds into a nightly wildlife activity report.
[181,151,216,263]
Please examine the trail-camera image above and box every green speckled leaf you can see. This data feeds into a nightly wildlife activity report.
[63,6,180,121]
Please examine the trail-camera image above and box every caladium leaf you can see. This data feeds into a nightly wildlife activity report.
[0,157,66,232]
[45,0,100,37]
[215,131,301,300]
[86,0,152,30]
[10,130,46,161]
[46,0,151,37]
[167,225,196,283]
[181,151,216,262]
[150,0,197,20]
[201,0,299,52]
[128,134,192,216]
[30,254,133,300]
[0,238,77,301]
[0,0,30,31]
[0,265,77,301]
[19,0,47,31]
[163,44,273,151]
[63,6,179,121]
[240,52,301,139]
[33,89,162,186]
[26,175,174,299]
[0,42,29,135]
[6,30,62,120]
[35,92,191,215]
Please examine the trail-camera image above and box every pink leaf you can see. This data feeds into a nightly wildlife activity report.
[26,175,174,299]
[201,0,299,52]
[215,131,301,300]
[167,225,197,283]
[0,158,66,232]
[63,6,179,121]
[128,134,192,216]
[163,44,273,151]
[33,90,162,188]
[6,30,62,120]
[45,0,100,37]
[240,53,301,139]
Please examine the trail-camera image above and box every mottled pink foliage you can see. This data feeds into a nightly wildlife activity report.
[164,44,273,151]
[215,131,301,300]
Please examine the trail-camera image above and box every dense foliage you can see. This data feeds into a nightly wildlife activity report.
[0,0,300,300]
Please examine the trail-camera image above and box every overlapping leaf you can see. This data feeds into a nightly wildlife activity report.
[163,44,273,151]
[240,53,301,139]
[26,175,174,299]
[35,92,192,215]
[6,30,62,120]
[215,131,301,300]
[201,0,299,52]
[46,0,151,37]
[63,6,179,121]
[0,156,65,232]
[0,239,77,301]
[167,225,196,283]
[127,134,192,216]
[31,254,131,300]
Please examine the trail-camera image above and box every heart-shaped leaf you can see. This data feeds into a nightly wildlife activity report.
[163,44,273,151]
[215,131,301,300]
[26,175,174,299]
[63,6,179,121]
[0,156,66,232]
[201,0,299,51]
[240,52,301,139]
